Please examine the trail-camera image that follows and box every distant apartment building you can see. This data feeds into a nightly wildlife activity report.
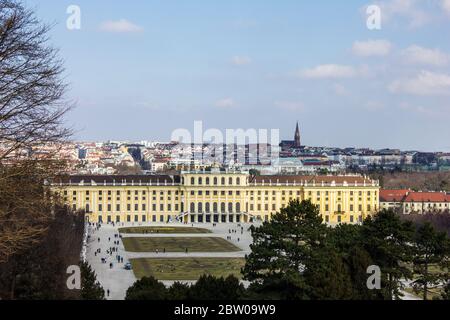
[380,189,450,214]
[150,159,169,172]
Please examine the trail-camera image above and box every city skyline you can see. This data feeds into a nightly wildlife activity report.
[25,0,450,151]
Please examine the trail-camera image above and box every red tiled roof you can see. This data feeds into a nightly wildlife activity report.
[380,189,410,202]
[404,192,450,203]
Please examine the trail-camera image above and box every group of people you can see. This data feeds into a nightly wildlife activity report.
[225,225,246,242]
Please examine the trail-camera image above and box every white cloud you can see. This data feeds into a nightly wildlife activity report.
[100,19,143,33]
[443,0,450,15]
[301,64,358,79]
[389,70,450,95]
[215,98,235,108]
[402,45,449,66]
[232,56,252,66]
[352,40,392,56]
[275,101,305,112]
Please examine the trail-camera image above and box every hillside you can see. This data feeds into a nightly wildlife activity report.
[371,171,450,192]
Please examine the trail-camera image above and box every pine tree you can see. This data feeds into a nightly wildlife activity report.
[168,282,191,300]
[327,224,383,299]
[80,262,105,300]
[303,249,353,300]
[412,222,450,300]
[125,277,167,300]
[243,200,328,299]
[80,262,104,300]
[188,275,245,300]
[362,210,415,300]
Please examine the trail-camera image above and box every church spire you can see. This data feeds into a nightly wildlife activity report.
[294,121,301,148]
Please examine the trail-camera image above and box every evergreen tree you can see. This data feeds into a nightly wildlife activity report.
[168,282,191,300]
[412,222,450,300]
[327,224,382,299]
[345,246,383,300]
[362,210,415,300]
[303,249,353,300]
[125,277,167,300]
[243,200,328,299]
[188,275,245,300]
[80,262,105,300]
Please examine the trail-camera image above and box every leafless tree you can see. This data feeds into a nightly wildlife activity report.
[0,0,71,161]
[0,0,72,263]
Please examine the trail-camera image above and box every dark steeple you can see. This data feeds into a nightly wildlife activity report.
[294,121,301,148]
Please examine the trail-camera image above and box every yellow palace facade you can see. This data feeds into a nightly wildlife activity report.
[54,171,380,225]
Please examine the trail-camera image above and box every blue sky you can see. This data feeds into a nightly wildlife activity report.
[25,0,450,151]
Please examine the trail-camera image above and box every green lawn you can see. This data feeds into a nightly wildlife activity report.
[122,237,241,253]
[119,226,211,234]
[130,257,246,280]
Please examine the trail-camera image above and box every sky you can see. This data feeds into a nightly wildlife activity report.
[24,0,450,151]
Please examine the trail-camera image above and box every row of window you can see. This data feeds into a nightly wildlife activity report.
[67,189,378,198]
[66,190,179,196]
[98,215,167,223]
[82,203,180,213]
[78,201,376,214]
[406,203,449,207]
[185,176,243,186]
